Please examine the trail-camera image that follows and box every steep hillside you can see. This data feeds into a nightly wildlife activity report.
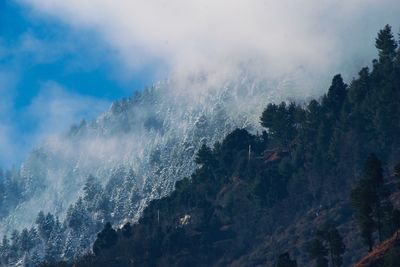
[354,230,400,267]
[1,74,291,232]
[0,70,307,264]
[39,25,400,267]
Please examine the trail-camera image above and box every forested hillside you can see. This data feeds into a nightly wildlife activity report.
[0,50,275,265]
[32,25,400,267]
[0,26,400,267]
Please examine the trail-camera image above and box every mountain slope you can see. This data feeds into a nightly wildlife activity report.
[354,230,400,267]
[0,72,309,265]
[0,76,274,233]
[42,25,400,267]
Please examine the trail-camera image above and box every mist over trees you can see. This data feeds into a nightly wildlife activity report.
[0,168,140,266]
[32,24,400,267]
[1,24,400,267]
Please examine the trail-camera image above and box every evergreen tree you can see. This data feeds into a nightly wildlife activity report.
[305,100,322,139]
[44,213,56,242]
[92,222,118,255]
[351,154,389,250]
[328,127,342,163]
[195,144,215,167]
[347,68,371,132]
[276,252,297,267]
[10,229,20,260]
[36,211,56,242]
[326,74,347,116]
[111,170,138,220]
[309,236,328,267]
[365,154,384,242]
[310,228,345,267]
[63,231,80,260]
[45,218,65,262]
[66,197,89,233]
[83,175,102,205]
[28,227,40,248]
[286,102,300,142]
[364,154,384,187]
[0,235,10,265]
[260,102,297,147]
[35,211,45,228]
[349,67,370,103]
[125,185,141,218]
[121,222,133,238]
[382,243,400,267]
[27,250,42,267]
[314,120,331,168]
[375,24,398,62]
[19,228,32,252]
[324,228,345,267]
[97,194,112,222]
[351,176,376,251]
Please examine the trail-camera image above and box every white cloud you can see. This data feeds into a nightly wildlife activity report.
[21,0,400,91]
[0,31,112,168]
[24,82,109,141]
[0,70,20,168]
[0,78,109,168]
[3,0,400,166]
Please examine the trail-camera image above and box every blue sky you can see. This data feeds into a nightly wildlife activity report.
[0,1,157,101]
[0,0,164,168]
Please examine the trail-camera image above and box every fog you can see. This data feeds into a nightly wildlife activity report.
[22,0,400,93]
[1,0,400,244]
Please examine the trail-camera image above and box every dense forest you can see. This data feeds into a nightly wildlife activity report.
[0,165,141,266]
[2,25,400,266]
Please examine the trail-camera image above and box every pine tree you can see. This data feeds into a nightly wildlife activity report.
[28,227,40,248]
[310,228,345,267]
[349,68,370,104]
[43,213,56,242]
[351,154,388,250]
[325,228,345,267]
[125,184,140,218]
[286,102,300,142]
[97,194,112,222]
[63,231,80,260]
[305,100,321,137]
[195,144,217,170]
[66,197,89,233]
[0,235,10,266]
[276,252,297,267]
[121,222,133,238]
[309,236,328,267]
[83,175,102,205]
[10,229,20,260]
[27,250,42,267]
[326,74,347,116]
[351,175,376,251]
[375,24,398,62]
[260,102,297,147]
[36,211,56,242]
[260,103,277,129]
[45,218,65,262]
[314,120,331,168]
[19,228,31,252]
[347,68,371,132]
[35,210,45,228]
[365,154,384,242]
[92,222,118,255]
[364,154,384,187]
